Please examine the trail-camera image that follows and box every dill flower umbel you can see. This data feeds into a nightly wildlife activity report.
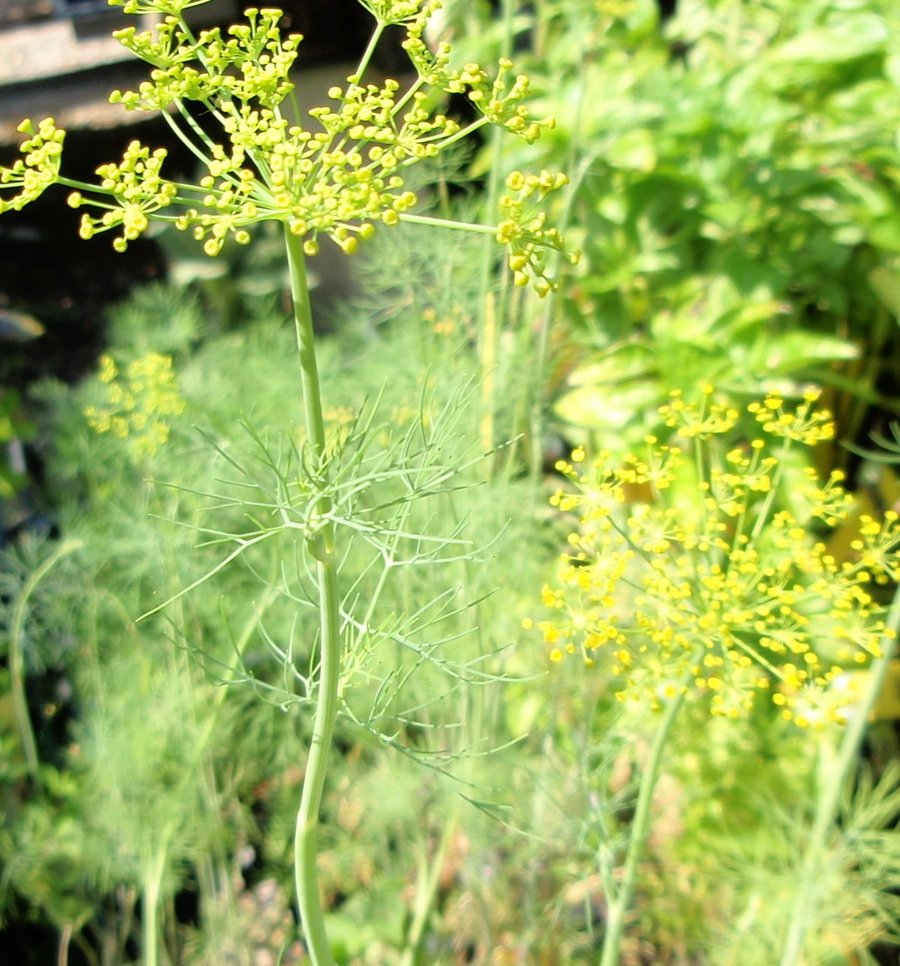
[85,352,186,458]
[0,0,574,292]
[530,389,899,728]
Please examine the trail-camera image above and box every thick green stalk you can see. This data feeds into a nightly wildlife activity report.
[777,585,900,966]
[599,669,693,966]
[284,228,340,966]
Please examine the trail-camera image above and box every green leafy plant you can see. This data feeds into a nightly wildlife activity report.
[0,2,576,963]
[447,0,900,455]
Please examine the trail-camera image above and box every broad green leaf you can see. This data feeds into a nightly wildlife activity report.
[712,300,791,338]
[607,128,657,173]
[768,15,887,64]
[867,216,900,253]
[566,342,657,388]
[887,52,900,88]
[868,264,900,319]
[745,330,858,374]
[553,380,660,432]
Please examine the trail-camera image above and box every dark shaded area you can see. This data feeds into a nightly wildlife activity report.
[279,0,379,64]
[0,918,91,966]
[0,117,177,389]
[657,0,678,21]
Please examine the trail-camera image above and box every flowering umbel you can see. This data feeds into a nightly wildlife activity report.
[85,352,186,458]
[0,0,574,293]
[528,388,900,728]
[0,118,65,212]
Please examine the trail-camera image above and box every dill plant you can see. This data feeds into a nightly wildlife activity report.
[529,386,900,965]
[0,1,575,962]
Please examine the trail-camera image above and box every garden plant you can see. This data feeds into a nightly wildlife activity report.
[5,1,900,965]
[0,1,573,964]
[529,387,900,965]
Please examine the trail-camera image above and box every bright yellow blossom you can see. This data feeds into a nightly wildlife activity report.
[85,352,186,458]
[530,391,899,729]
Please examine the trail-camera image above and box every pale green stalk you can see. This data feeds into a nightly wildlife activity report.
[57,922,72,966]
[140,844,167,966]
[777,584,900,966]
[599,662,696,966]
[8,538,82,782]
[284,226,340,966]
[476,0,515,465]
[398,817,458,966]
[349,19,386,86]
[398,212,496,235]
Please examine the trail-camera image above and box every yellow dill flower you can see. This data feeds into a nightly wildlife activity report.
[747,390,834,445]
[85,352,186,458]
[529,393,899,729]
[659,388,739,438]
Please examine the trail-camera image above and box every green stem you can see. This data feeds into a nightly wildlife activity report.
[475,0,515,466]
[398,817,458,966]
[398,211,497,235]
[284,226,340,966]
[429,114,491,154]
[524,0,591,484]
[391,73,427,120]
[350,20,386,86]
[477,0,515,273]
[57,923,71,966]
[9,538,82,782]
[140,845,167,966]
[599,669,694,966]
[161,104,218,171]
[777,584,900,966]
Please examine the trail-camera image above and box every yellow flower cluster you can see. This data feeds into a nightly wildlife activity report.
[68,140,178,252]
[0,118,65,213]
[110,9,300,110]
[38,0,567,287]
[500,170,576,296]
[528,388,899,728]
[109,0,208,13]
[84,352,186,458]
[358,0,438,24]
[401,13,555,145]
